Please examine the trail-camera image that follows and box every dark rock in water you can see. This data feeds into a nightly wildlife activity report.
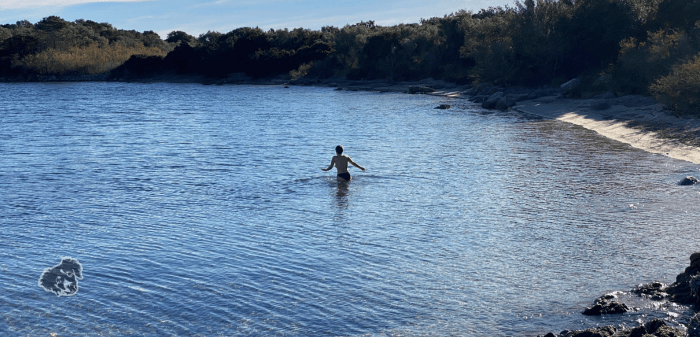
[691,252,700,267]
[582,294,628,315]
[334,87,343,91]
[284,85,289,88]
[558,319,683,337]
[39,257,83,297]
[665,252,700,304]
[434,104,451,109]
[409,86,435,94]
[559,325,616,337]
[616,319,683,337]
[678,176,699,185]
[633,281,666,300]
[482,91,505,109]
[689,312,700,337]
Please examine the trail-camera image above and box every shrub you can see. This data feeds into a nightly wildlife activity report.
[612,29,696,94]
[15,41,166,75]
[651,53,700,115]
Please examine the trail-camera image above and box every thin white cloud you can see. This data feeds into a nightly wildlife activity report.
[188,0,229,9]
[0,0,150,11]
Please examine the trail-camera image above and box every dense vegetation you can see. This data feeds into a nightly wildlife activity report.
[1,0,699,114]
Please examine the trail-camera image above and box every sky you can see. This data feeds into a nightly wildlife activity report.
[0,0,515,39]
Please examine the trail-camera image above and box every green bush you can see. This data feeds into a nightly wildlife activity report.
[612,29,697,94]
[651,53,700,116]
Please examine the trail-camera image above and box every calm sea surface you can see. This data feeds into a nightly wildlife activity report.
[1,82,699,336]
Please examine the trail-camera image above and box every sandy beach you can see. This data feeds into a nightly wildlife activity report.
[511,98,700,165]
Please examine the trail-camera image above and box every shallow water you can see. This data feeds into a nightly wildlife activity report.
[1,82,699,336]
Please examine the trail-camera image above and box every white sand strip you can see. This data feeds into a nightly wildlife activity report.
[513,98,700,164]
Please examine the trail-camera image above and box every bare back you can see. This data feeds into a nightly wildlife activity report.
[331,155,351,173]
[322,150,365,175]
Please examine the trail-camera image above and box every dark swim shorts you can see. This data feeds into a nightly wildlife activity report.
[337,172,351,181]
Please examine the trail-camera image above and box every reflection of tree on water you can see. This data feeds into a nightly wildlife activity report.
[38,257,83,297]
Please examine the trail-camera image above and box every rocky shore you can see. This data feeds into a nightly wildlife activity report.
[538,253,700,337]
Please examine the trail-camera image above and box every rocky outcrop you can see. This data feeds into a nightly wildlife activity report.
[582,294,629,315]
[560,78,580,93]
[632,281,666,300]
[549,319,684,337]
[559,325,616,337]
[482,91,505,109]
[664,252,700,304]
[435,104,451,109]
[679,176,699,185]
[689,312,700,337]
[614,319,684,337]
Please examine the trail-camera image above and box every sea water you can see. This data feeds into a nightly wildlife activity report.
[1,82,699,336]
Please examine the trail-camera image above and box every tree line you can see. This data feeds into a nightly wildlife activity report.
[1,0,699,114]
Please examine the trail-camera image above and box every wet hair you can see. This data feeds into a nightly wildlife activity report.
[335,145,344,155]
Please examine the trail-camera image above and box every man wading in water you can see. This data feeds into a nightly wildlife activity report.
[322,145,366,181]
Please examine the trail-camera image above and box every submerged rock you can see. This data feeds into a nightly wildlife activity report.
[678,176,699,185]
[632,281,667,300]
[582,294,628,315]
[434,104,451,109]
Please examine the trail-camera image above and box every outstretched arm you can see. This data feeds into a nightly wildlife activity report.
[321,157,335,171]
[348,157,366,172]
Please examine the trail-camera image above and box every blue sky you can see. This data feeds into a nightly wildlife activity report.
[1,0,514,38]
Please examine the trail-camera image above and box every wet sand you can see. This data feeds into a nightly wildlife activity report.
[511,98,700,165]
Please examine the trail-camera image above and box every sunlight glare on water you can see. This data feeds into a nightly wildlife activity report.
[0,82,699,336]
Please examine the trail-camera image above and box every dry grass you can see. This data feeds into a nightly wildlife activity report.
[16,42,167,76]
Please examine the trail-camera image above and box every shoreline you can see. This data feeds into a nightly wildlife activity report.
[4,74,700,164]
[511,98,700,165]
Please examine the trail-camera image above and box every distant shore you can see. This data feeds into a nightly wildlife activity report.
[4,73,700,164]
